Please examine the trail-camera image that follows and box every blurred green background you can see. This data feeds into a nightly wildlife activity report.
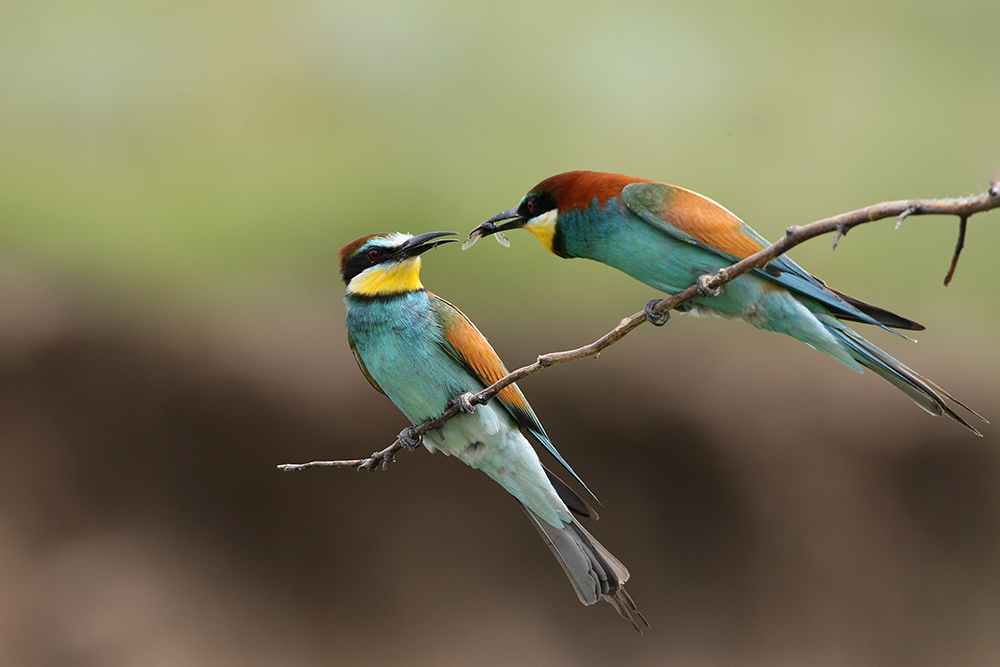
[1,1,998,665]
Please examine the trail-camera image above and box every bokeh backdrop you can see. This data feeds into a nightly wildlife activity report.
[2,1,999,665]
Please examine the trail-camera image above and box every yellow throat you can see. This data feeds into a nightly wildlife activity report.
[348,257,424,296]
[524,209,558,254]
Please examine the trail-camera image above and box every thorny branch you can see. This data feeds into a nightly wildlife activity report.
[279,182,1000,472]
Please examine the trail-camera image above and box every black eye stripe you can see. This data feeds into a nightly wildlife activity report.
[341,245,389,284]
[520,192,556,218]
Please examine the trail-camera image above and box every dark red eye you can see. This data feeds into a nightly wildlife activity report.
[367,248,381,261]
[525,199,534,215]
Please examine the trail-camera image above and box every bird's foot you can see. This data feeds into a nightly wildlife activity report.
[451,392,478,414]
[644,299,671,326]
[696,274,721,298]
[357,448,395,472]
[397,426,423,451]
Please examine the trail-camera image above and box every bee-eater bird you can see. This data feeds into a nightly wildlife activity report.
[339,230,645,629]
[466,170,985,434]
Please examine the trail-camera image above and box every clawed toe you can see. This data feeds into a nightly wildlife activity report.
[397,426,422,450]
[451,392,478,414]
[644,299,671,326]
[696,274,721,298]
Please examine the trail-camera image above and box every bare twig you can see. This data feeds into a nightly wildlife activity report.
[943,215,969,286]
[279,184,1000,472]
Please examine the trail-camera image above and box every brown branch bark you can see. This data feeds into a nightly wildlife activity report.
[279,182,1000,472]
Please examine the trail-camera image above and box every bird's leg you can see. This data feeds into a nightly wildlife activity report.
[450,391,478,414]
[397,426,423,451]
[644,299,671,326]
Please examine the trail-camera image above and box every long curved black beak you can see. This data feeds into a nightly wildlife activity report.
[463,207,524,249]
[400,231,458,258]
[482,207,523,229]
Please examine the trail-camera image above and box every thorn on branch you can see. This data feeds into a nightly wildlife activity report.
[832,224,849,250]
[943,215,969,286]
[644,299,671,326]
[896,204,919,230]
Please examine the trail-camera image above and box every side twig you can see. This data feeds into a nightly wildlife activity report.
[943,215,969,287]
[279,183,1000,472]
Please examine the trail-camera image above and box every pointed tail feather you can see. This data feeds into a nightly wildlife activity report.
[521,506,648,631]
[544,466,597,519]
[831,327,987,435]
[824,286,925,332]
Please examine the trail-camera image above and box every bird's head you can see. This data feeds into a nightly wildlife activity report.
[464,171,656,255]
[339,231,457,296]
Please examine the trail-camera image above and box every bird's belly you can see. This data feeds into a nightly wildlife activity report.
[423,404,571,527]
[593,242,775,318]
[570,217,790,319]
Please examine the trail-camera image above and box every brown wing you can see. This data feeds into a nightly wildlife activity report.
[430,293,597,500]
[430,293,541,432]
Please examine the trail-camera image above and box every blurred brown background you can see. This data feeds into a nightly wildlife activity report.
[2,1,999,665]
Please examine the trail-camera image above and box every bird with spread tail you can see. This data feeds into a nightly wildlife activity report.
[339,230,646,629]
[466,170,985,434]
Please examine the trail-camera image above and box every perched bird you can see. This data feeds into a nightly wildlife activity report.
[339,230,645,629]
[466,170,985,434]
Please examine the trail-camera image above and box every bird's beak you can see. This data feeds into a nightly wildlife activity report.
[400,231,458,258]
[463,207,523,249]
